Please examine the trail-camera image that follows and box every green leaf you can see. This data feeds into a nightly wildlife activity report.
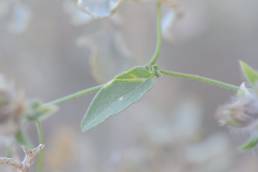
[240,136,258,151]
[81,66,154,131]
[15,130,32,148]
[240,60,258,86]
[26,100,58,122]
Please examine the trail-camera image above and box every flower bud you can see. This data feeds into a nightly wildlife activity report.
[0,74,26,136]
[217,83,258,128]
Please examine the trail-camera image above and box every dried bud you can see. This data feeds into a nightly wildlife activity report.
[217,83,258,150]
[217,83,258,128]
[0,74,26,136]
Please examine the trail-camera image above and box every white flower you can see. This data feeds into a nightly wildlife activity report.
[217,83,258,128]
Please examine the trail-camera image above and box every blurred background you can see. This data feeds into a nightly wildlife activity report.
[0,0,258,171]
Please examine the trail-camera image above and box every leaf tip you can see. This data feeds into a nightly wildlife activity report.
[239,60,247,70]
[239,60,258,86]
[239,60,249,74]
[80,119,91,132]
[239,137,258,151]
[80,114,99,132]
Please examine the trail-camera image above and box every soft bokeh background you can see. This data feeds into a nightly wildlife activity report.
[1,0,258,171]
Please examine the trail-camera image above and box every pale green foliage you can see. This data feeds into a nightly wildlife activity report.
[15,130,32,148]
[240,136,258,151]
[26,100,58,122]
[81,67,154,131]
[240,60,258,86]
[237,61,258,150]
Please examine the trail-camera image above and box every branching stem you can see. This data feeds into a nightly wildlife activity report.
[160,69,239,92]
[35,121,45,172]
[45,85,102,106]
[148,0,162,66]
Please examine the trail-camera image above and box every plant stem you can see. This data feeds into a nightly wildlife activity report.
[45,85,102,106]
[148,0,162,66]
[160,69,239,92]
[35,121,45,172]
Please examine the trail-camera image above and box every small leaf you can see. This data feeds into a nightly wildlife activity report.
[26,100,58,122]
[240,60,258,86]
[15,130,32,148]
[81,66,154,131]
[240,136,258,151]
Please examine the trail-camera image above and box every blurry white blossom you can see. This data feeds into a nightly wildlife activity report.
[63,0,92,26]
[77,0,123,18]
[0,1,31,34]
[160,0,182,42]
[64,0,125,25]
[161,9,177,42]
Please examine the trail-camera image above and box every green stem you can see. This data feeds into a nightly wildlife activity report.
[35,121,45,172]
[148,0,162,66]
[160,69,239,92]
[45,85,102,106]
